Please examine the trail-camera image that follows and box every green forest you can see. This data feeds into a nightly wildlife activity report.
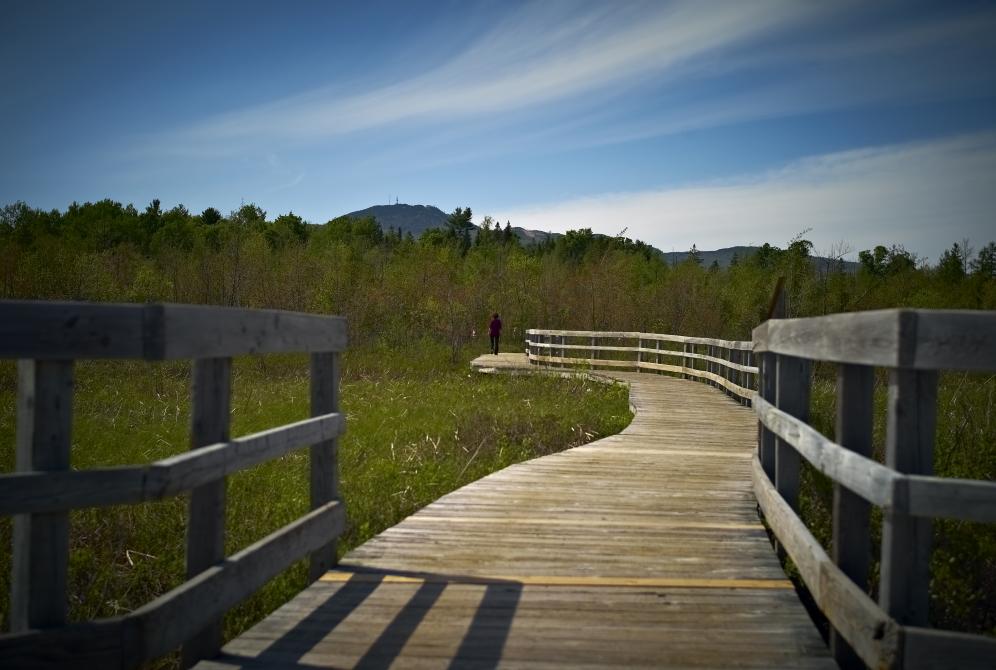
[2,198,995,647]
[3,198,994,345]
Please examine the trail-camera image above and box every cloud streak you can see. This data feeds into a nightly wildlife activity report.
[493,132,996,262]
[152,1,824,153]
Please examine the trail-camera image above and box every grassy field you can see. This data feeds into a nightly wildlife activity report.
[799,368,996,637]
[0,340,632,657]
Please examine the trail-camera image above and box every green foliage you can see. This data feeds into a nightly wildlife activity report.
[858,244,917,277]
[937,242,969,282]
[972,242,996,278]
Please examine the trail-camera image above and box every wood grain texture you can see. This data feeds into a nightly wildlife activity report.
[752,308,996,371]
[902,626,996,670]
[754,396,895,508]
[752,456,900,669]
[11,359,74,631]
[0,502,346,670]
[774,354,811,512]
[880,368,937,627]
[527,328,753,350]
[830,363,874,669]
[905,475,996,523]
[204,371,832,669]
[184,357,232,668]
[0,300,347,360]
[0,412,345,514]
[309,352,341,580]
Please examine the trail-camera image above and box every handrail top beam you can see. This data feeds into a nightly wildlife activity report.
[753,308,996,371]
[0,300,348,360]
[526,328,752,350]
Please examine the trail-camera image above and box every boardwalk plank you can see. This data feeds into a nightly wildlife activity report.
[199,364,831,669]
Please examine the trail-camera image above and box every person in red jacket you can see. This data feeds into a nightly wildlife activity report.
[488,313,502,355]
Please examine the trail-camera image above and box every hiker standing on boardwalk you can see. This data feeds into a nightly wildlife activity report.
[489,313,502,355]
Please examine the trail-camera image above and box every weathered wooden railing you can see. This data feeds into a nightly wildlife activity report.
[753,309,996,669]
[525,329,756,403]
[0,301,347,669]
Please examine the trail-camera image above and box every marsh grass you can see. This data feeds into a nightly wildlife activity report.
[0,339,632,658]
[796,367,996,637]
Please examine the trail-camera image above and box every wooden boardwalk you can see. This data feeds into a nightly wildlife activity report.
[199,362,832,669]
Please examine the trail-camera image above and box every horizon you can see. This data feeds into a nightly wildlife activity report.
[3,1,996,263]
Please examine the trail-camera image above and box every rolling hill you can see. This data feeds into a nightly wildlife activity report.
[342,204,856,270]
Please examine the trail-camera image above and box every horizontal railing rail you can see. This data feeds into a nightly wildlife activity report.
[752,308,996,669]
[0,300,348,670]
[525,328,757,403]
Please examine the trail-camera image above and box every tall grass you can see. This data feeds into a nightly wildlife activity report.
[0,339,632,659]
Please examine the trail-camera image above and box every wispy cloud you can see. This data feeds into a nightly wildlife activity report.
[493,132,996,262]
[149,1,826,154]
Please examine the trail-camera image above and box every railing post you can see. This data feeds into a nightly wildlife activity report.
[830,363,874,669]
[774,354,810,513]
[880,367,938,626]
[758,352,776,475]
[656,338,661,372]
[682,343,690,379]
[183,357,232,668]
[731,349,741,402]
[310,351,341,580]
[637,336,642,372]
[11,359,73,632]
[720,347,733,397]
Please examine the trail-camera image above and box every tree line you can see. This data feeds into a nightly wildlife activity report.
[2,199,994,352]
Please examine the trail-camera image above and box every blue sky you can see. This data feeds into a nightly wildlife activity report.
[3,0,995,261]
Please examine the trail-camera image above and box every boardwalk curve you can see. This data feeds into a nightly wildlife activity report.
[202,363,831,668]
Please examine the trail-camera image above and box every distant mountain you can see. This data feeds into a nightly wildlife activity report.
[341,205,854,271]
[662,246,755,268]
[343,203,558,246]
[344,204,449,237]
[663,245,858,272]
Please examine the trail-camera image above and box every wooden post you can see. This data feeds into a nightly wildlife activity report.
[656,338,661,373]
[711,346,718,388]
[682,343,690,379]
[879,367,938,626]
[758,352,776,475]
[183,357,231,668]
[746,351,754,407]
[11,359,73,631]
[774,354,811,511]
[591,335,596,365]
[731,349,741,402]
[830,363,874,669]
[310,351,341,580]
[759,276,788,474]
[722,347,731,396]
[637,337,642,372]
